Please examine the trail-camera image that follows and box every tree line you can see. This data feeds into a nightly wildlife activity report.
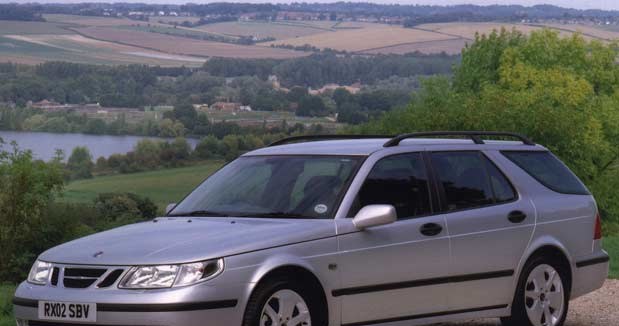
[357,29,619,232]
[7,3,619,24]
[0,52,454,109]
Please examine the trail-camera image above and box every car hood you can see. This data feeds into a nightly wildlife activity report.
[39,217,336,265]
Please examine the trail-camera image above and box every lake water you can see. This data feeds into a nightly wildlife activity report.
[0,131,199,161]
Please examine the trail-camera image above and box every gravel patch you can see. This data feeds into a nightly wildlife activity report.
[439,280,619,326]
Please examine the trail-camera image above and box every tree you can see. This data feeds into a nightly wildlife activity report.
[195,135,221,159]
[297,95,329,117]
[67,146,94,180]
[173,101,198,130]
[134,139,161,168]
[85,119,106,135]
[0,140,64,282]
[360,29,619,226]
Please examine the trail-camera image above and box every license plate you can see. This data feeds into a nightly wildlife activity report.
[38,301,97,322]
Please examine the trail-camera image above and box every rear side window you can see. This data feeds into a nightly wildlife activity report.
[502,151,589,195]
[431,151,516,211]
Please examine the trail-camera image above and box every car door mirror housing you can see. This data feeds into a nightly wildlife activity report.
[352,205,397,230]
[166,203,177,215]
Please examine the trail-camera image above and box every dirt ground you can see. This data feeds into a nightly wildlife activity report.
[442,280,619,326]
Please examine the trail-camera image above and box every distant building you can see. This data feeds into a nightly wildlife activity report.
[210,102,241,112]
[309,83,361,95]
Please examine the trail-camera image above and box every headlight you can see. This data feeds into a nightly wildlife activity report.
[119,259,224,289]
[28,260,52,285]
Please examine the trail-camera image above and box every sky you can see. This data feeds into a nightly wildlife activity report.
[7,0,619,11]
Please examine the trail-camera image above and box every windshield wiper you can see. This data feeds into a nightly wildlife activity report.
[238,212,315,219]
[167,210,230,217]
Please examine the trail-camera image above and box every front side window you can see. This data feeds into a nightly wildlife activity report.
[349,153,432,219]
[431,151,515,211]
[170,156,363,219]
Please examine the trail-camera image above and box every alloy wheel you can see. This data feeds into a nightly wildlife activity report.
[260,289,311,326]
[524,264,565,326]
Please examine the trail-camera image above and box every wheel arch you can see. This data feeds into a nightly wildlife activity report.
[515,237,574,296]
[246,261,330,323]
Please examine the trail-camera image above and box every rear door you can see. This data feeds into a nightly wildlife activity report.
[429,150,535,310]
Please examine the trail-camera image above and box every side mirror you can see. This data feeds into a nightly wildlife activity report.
[166,203,177,215]
[352,205,397,230]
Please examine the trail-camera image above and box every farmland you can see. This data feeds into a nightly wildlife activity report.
[1,15,619,66]
[73,26,306,59]
[196,20,334,40]
[267,21,619,55]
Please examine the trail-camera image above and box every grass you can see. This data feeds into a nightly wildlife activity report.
[62,161,224,210]
[604,234,619,279]
[0,284,15,326]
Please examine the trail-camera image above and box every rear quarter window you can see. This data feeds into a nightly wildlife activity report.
[501,151,589,195]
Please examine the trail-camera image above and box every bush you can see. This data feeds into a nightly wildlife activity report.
[0,140,65,283]
[94,193,157,230]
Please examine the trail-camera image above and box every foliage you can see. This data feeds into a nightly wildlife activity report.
[67,146,94,180]
[297,95,329,117]
[0,140,65,282]
[0,284,15,326]
[359,29,619,225]
[93,193,157,229]
[207,52,458,88]
[604,234,619,279]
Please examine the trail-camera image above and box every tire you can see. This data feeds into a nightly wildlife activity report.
[242,276,327,326]
[501,256,570,326]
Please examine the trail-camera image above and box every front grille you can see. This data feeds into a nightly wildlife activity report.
[42,264,128,289]
[50,268,59,286]
[63,268,107,289]
[97,269,124,288]
[29,322,143,326]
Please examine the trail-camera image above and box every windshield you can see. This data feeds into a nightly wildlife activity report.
[170,155,363,219]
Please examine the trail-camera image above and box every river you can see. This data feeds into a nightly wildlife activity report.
[0,131,199,161]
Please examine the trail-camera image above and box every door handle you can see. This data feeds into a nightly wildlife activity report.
[420,223,443,236]
[508,210,527,223]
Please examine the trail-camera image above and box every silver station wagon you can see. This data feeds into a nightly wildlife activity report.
[14,132,609,326]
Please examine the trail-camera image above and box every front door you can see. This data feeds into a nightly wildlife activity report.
[335,152,451,325]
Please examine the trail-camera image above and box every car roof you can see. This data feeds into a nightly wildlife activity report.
[245,138,548,156]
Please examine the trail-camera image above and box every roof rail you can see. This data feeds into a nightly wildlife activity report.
[268,134,394,147]
[383,131,535,147]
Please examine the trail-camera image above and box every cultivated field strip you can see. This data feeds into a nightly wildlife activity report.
[196,21,334,40]
[265,25,457,53]
[73,26,308,59]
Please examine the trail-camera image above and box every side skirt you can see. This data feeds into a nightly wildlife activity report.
[341,304,509,326]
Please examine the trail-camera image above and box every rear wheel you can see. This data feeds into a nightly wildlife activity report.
[502,257,569,326]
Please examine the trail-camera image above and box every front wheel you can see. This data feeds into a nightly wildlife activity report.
[243,276,325,326]
[502,258,569,326]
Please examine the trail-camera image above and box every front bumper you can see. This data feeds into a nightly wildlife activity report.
[13,280,248,326]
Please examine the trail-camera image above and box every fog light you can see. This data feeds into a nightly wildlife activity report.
[15,319,28,326]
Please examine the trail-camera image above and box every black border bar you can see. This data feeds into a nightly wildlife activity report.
[13,297,238,312]
[332,270,514,297]
[576,253,610,268]
[341,304,509,326]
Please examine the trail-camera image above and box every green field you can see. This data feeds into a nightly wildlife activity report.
[62,161,224,210]
[604,234,619,279]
